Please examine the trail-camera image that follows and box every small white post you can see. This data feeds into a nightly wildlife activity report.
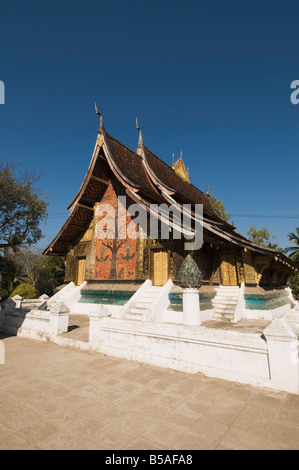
[12,295,22,308]
[182,288,201,325]
[264,318,299,394]
[49,302,69,338]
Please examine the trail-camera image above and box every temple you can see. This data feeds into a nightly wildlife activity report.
[44,110,298,313]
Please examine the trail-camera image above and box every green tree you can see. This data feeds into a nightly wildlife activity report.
[289,272,299,300]
[267,242,279,249]
[285,228,299,262]
[0,254,26,299]
[208,192,231,222]
[16,249,65,297]
[0,161,48,250]
[0,249,65,300]
[10,282,38,299]
[35,255,65,296]
[247,226,275,247]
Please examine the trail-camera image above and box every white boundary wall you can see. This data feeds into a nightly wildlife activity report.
[88,309,299,394]
[1,292,299,394]
[0,304,69,341]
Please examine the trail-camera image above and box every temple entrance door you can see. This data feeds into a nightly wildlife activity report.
[151,250,168,286]
[76,257,86,286]
[220,254,238,286]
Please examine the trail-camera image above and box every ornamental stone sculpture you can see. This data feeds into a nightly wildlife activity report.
[178,254,203,290]
[178,255,202,325]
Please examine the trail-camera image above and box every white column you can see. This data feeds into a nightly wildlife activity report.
[182,288,201,325]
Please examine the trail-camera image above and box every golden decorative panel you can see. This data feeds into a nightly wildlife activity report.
[242,252,257,285]
[97,135,103,147]
[76,258,86,286]
[151,250,168,286]
[81,228,93,242]
[220,254,238,286]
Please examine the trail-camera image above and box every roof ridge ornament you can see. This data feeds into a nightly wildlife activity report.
[172,149,190,183]
[136,117,145,156]
[94,102,105,133]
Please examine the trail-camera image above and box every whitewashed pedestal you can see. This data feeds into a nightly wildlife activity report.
[182,288,201,325]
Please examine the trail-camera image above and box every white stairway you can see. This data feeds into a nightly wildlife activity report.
[125,285,164,321]
[212,286,240,322]
[47,282,86,311]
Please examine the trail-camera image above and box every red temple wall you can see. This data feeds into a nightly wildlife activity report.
[94,181,137,280]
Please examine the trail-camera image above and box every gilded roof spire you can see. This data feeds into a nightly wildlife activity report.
[172,149,190,183]
[94,102,105,133]
[136,118,145,156]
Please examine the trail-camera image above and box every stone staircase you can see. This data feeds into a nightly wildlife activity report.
[47,281,86,312]
[212,286,240,322]
[125,285,164,321]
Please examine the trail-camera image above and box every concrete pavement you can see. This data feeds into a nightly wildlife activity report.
[0,332,299,450]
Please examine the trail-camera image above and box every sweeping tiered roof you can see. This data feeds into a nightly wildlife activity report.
[43,112,298,272]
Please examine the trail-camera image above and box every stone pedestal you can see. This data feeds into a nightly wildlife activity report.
[49,302,70,337]
[182,288,201,325]
[264,318,299,394]
[11,295,22,308]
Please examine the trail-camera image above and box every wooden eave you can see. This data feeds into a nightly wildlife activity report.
[67,137,110,212]
[43,203,94,255]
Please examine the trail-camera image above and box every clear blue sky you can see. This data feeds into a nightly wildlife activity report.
[1,0,299,250]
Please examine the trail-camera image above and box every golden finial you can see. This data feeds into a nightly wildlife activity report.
[94,102,105,132]
[136,117,144,156]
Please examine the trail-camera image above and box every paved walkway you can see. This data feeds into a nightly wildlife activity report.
[0,333,299,450]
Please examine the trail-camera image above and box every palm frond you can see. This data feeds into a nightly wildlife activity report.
[288,229,299,245]
[290,251,299,262]
[285,246,299,254]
